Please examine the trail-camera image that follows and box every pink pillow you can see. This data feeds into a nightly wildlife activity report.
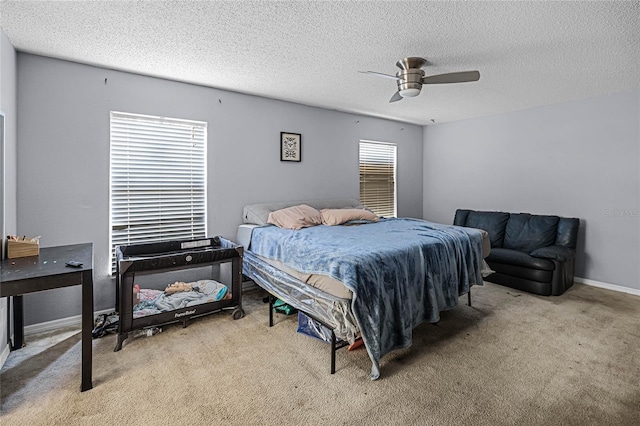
[320,208,379,226]
[267,204,322,230]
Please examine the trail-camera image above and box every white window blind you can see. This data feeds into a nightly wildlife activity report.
[359,140,397,218]
[110,111,207,271]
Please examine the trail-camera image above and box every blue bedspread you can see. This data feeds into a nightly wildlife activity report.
[249,217,484,379]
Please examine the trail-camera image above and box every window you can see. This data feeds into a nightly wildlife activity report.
[359,140,397,218]
[110,111,207,271]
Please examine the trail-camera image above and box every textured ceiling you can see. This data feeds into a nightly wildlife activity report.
[1,1,639,125]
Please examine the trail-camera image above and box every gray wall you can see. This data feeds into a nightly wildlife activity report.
[16,53,423,325]
[423,89,640,291]
[1,30,17,245]
[1,28,17,364]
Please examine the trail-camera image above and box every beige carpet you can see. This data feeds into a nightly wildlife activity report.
[1,282,639,426]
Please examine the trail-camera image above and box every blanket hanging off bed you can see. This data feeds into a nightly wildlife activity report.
[249,217,484,380]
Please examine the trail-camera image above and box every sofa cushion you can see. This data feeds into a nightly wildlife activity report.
[503,213,560,252]
[465,211,510,248]
[487,248,555,271]
[453,209,471,227]
[487,263,554,283]
[530,245,576,262]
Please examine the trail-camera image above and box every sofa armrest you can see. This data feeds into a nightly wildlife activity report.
[530,245,576,263]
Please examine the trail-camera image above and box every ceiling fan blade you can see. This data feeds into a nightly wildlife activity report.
[389,91,403,103]
[422,70,480,84]
[359,71,402,81]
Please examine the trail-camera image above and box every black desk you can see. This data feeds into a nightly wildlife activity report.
[1,243,94,391]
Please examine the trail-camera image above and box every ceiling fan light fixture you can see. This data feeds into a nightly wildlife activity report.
[399,88,421,98]
[362,56,480,103]
[396,68,424,99]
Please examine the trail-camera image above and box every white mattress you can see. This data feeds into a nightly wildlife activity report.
[257,255,353,300]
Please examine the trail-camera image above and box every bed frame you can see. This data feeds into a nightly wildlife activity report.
[242,247,356,373]
[267,294,349,374]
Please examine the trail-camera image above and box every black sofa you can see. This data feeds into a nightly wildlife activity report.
[454,209,580,296]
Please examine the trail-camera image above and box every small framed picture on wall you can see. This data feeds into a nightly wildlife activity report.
[280,132,301,162]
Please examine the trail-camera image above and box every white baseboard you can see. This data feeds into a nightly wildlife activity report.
[24,308,114,337]
[575,277,640,297]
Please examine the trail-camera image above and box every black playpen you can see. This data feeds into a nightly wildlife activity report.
[114,237,243,351]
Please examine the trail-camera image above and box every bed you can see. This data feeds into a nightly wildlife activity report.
[238,199,491,379]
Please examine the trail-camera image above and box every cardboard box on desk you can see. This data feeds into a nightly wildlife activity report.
[8,238,40,258]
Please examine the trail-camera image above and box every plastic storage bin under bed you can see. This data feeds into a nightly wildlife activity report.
[114,237,244,351]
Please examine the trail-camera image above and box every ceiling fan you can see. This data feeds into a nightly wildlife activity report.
[360,57,480,103]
